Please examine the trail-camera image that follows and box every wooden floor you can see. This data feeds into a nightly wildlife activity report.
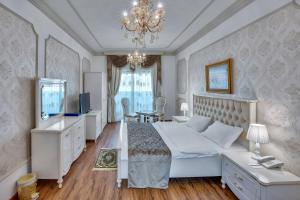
[15,123,238,200]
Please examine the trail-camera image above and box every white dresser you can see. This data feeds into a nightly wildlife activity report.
[31,116,86,188]
[85,110,102,141]
[222,152,300,200]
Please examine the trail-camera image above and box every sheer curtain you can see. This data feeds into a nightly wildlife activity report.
[115,66,153,121]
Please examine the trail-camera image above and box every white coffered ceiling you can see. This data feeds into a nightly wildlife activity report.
[29,0,253,55]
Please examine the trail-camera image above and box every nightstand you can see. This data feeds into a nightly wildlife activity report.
[172,116,190,123]
[221,151,300,200]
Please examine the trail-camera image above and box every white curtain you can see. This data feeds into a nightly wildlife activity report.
[108,65,121,122]
[151,63,161,98]
[114,65,154,121]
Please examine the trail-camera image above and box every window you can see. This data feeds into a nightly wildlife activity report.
[115,66,153,121]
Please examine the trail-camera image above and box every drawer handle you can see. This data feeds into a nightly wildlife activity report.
[234,173,244,182]
[233,182,243,191]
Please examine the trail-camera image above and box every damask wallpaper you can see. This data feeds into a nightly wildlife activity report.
[0,6,37,180]
[176,59,187,94]
[46,36,80,112]
[82,57,91,73]
[188,3,300,175]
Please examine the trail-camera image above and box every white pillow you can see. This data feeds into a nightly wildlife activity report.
[185,115,212,132]
[202,121,243,148]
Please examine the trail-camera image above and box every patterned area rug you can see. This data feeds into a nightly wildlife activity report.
[93,148,118,171]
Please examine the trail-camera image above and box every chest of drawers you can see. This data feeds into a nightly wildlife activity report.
[222,152,300,200]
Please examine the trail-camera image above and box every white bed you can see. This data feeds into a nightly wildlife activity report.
[116,94,257,187]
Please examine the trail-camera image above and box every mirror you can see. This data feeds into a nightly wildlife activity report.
[41,82,65,120]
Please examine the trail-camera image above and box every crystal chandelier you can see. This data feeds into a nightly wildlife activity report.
[121,0,165,44]
[127,38,147,70]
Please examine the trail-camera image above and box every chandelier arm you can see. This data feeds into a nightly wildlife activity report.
[146,21,161,33]
[147,18,162,30]
[124,24,137,32]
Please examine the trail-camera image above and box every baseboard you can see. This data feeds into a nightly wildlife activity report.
[0,160,30,200]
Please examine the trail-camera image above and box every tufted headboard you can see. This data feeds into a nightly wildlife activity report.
[193,94,257,148]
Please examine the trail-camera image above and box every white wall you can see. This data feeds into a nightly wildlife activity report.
[0,0,93,199]
[91,56,107,72]
[161,56,176,120]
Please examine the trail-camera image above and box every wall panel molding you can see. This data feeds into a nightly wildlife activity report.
[45,35,80,112]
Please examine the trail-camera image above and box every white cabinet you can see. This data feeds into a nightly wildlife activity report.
[62,129,73,176]
[221,152,300,200]
[31,116,86,188]
[85,110,102,141]
[72,119,85,161]
[84,72,107,131]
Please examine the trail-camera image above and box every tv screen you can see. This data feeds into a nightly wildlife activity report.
[79,93,90,114]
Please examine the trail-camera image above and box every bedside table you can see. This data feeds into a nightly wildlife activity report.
[221,151,300,200]
[172,116,190,123]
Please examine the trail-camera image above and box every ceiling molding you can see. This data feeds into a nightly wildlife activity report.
[176,0,254,53]
[67,0,103,49]
[28,0,254,55]
[28,0,96,55]
[99,50,176,56]
[166,0,214,49]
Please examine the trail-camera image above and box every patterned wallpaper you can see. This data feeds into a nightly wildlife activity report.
[0,6,37,180]
[82,57,91,73]
[176,59,187,94]
[188,3,300,175]
[46,36,80,113]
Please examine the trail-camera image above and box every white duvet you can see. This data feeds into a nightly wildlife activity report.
[153,122,222,158]
[121,122,246,160]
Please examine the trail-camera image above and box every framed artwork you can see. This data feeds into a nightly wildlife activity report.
[205,58,233,94]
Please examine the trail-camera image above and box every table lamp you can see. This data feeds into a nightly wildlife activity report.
[247,124,269,160]
[180,103,189,117]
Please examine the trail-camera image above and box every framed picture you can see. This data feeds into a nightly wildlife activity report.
[205,58,233,94]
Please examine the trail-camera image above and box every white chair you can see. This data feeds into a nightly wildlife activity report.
[153,96,166,122]
[121,98,140,122]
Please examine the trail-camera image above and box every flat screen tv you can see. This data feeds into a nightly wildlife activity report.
[79,93,90,114]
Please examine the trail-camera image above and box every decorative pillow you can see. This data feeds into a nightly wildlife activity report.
[185,115,212,132]
[202,121,243,148]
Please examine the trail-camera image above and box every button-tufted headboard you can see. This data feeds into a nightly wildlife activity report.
[193,94,257,148]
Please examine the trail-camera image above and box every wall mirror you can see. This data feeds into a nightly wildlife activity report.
[38,79,66,121]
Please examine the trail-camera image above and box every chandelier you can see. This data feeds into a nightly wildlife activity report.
[127,38,147,70]
[121,0,166,44]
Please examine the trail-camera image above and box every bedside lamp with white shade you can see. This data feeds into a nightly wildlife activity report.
[247,124,270,160]
[180,103,189,117]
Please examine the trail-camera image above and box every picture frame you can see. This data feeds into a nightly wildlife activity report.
[205,58,233,94]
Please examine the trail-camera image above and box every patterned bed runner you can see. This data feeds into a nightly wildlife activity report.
[127,122,171,189]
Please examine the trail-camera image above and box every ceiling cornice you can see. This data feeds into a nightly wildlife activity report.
[166,0,214,49]
[176,0,254,53]
[67,0,103,49]
[98,50,176,56]
[28,0,96,55]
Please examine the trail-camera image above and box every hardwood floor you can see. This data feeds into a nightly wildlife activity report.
[14,123,238,200]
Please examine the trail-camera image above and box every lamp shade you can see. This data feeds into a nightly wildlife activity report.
[180,103,189,111]
[247,124,269,144]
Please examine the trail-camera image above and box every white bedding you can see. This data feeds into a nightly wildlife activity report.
[121,121,246,161]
